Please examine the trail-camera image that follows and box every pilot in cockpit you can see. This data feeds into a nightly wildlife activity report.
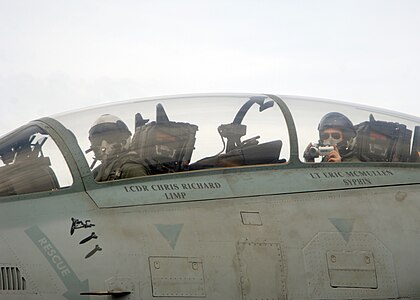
[304,112,359,163]
[88,114,149,181]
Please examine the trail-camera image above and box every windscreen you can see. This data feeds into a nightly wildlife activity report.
[0,125,73,196]
[282,96,420,163]
[55,94,290,182]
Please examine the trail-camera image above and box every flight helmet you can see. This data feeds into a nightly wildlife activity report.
[318,112,356,139]
[88,114,132,161]
[318,112,356,155]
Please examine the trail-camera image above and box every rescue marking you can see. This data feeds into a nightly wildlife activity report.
[25,225,89,300]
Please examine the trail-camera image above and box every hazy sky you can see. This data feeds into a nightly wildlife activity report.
[1,0,419,136]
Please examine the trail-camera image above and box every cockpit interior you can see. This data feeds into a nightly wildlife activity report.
[0,94,419,197]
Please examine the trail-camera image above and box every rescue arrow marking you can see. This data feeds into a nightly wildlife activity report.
[25,225,89,300]
[154,224,183,250]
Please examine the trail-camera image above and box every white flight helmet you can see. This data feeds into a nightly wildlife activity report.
[88,114,132,161]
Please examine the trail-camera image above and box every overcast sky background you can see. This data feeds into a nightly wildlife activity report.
[1,0,419,136]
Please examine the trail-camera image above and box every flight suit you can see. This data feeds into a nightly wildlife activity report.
[94,152,150,182]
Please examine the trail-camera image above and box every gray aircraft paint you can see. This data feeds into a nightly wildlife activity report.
[1,94,419,299]
[25,225,89,300]
[329,218,355,242]
[154,224,184,250]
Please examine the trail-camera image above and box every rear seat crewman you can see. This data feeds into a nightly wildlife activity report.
[304,112,359,163]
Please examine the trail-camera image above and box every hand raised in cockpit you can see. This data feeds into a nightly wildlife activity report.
[326,145,342,163]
